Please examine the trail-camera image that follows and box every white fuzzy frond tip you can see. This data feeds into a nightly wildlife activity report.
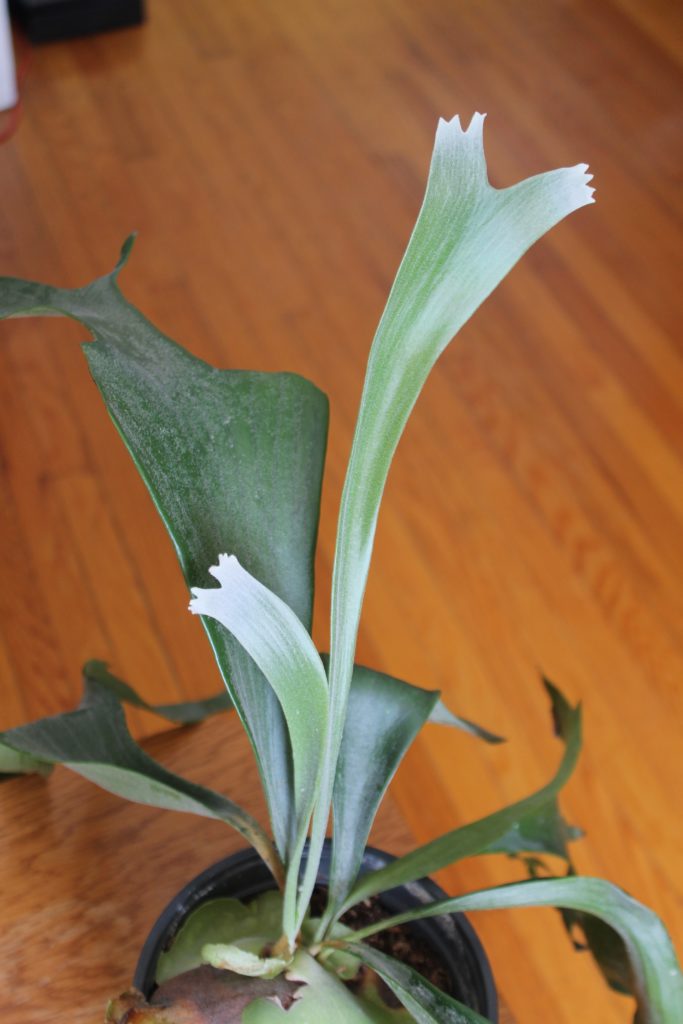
[549,162,597,212]
[466,111,486,133]
[437,111,486,140]
[573,162,596,205]
[209,552,239,580]
[188,553,240,615]
[440,111,486,130]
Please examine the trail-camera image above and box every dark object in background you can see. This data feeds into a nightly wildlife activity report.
[10,0,144,44]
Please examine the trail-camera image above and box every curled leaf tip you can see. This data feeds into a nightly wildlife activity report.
[113,234,137,278]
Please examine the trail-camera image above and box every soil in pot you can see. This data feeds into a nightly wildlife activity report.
[310,886,453,1006]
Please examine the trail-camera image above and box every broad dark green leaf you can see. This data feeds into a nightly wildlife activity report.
[312,660,502,939]
[330,657,503,902]
[347,878,683,1024]
[1,662,231,780]
[341,681,581,914]
[345,944,492,1024]
[307,114,595,916]
[0,686,282,883]
[322,663,439,928]
[0,241,329,860]
[82,660,233,723]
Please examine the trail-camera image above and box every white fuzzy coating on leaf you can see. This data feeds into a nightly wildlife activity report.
[304,111,597,933]
[434,111,594,204]
[190,555,329,942]
[189,557,328,731]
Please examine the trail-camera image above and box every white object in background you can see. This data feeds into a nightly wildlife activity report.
[0,0,18,112]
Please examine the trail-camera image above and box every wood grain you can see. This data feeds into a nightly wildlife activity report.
[0,2,681,1021]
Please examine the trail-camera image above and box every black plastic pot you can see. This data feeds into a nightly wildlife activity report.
[135,843,498,1020]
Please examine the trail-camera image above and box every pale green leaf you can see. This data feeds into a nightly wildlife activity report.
[243,950,407,1024]
[201,944,290,979]
[190,555,328,942]
[156,891,285,985]
[0,742,52,777]
[305,113,594,914]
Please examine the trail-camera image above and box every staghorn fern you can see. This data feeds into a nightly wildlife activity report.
[1,114,680,1024]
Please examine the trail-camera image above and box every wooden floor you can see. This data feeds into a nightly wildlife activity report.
[0,1,681,1020]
